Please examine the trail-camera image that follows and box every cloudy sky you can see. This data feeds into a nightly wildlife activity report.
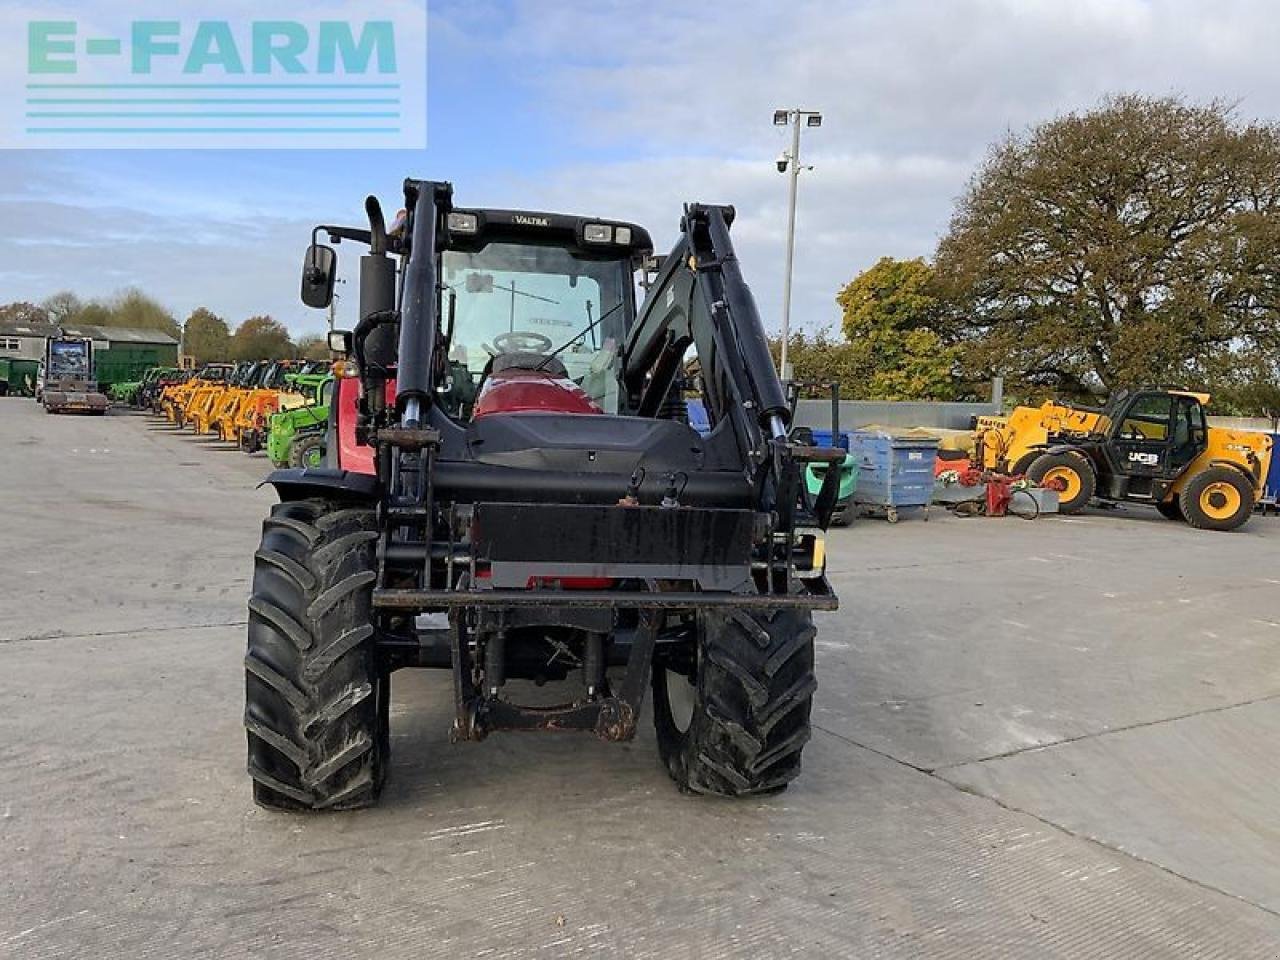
[2,0,1280,339]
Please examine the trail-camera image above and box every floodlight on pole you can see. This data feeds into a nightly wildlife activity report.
[773,108,822,380]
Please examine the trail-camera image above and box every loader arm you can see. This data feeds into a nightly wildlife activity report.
[623,205,788,456]
[622,204,841,528]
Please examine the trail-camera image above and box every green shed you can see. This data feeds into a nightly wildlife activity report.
[59,324,180,392]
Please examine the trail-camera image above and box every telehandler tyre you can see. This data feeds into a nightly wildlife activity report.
[653,608,816,797]
[1008,451,1042,477]
[1180,467,1254,532]
[289,433,326,469]
[1155,499,1184,521]
[244,498,388,811]
[1027,451,1095,514]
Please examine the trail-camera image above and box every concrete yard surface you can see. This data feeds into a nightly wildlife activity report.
[2,398,1279,958]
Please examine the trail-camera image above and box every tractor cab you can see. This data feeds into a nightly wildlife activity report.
[197,363,234,382]
[309,204,653,471]
[438,211,649,422]
[1095,389,1211,491]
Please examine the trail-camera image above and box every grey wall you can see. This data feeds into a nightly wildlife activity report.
[1208,416,1280,434]
[794,399,1002,433]
[791,378,1003,433]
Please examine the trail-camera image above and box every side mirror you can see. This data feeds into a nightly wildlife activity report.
[301,244,337,308]
[327,329,352,356]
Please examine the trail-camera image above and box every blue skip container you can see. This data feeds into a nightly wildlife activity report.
[847,430,939,523]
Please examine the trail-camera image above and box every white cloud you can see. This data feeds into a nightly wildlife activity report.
[2,0,1279,336]
[478,0,1280,332]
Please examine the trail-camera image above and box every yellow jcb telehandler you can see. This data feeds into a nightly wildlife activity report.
[974,388,1272,531]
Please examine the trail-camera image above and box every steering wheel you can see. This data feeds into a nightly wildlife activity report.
[493,331,553,354]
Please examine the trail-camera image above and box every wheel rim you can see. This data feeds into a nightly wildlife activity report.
[1200,481,1242,521]
[1043,465,1082,500]
[665,669,696,734]
[305,446,323,467]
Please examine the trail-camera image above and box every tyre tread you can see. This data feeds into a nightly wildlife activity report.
[244,497,384,811]
[654,607,817,797]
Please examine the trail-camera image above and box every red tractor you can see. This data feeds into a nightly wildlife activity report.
[244,182,841,810]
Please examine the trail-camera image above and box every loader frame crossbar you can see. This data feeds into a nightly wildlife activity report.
[372,587,837,610]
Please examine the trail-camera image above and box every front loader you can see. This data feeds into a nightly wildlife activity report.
[189,361,253,434]
[142,368,185,413]
[976,389,1272,530]
[208,361,268,442]
[244,180,842,811]
[161,363,232,426]
[235,360,310,452]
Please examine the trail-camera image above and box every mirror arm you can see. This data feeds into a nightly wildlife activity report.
[314,224,373,247]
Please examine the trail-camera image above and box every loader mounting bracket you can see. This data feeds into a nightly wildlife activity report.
[450,608,660,742]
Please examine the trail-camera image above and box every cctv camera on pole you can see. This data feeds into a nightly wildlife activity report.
[772,108,822,379]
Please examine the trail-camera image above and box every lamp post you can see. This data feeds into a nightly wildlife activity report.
[772,107,822,379]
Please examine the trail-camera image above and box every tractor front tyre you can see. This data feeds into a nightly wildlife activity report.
[1155,499,1184,521]
[244,498,388,811]
[289,434,327,470]
[1027,451,1096,514]
[653,608,816,797]
[1180,467,1254,532]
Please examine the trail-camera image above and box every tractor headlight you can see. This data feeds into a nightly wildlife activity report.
[584,223,612,243]
[614,226,632,245]
[447,212,479,234]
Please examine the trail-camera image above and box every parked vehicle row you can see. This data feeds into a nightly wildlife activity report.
[119,359,333,466]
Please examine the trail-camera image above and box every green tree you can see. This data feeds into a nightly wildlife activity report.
[41,291,82,325]
[230,315,294,361]
[771,329,869,393]
[934,95,1280,401]
[293,333,329,361]
[834,257,958,400]
[76,301,115,326]
[183,307,231,362]
[0,301,49,326]
[103,287,181,339]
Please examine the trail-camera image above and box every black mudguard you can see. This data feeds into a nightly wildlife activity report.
[1209,458,1262,486]
[263,467,380,503]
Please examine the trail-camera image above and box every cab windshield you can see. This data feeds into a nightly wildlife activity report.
[48,341,89,376]
[441,241,632,413]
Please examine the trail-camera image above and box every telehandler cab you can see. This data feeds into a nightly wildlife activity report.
[975,389,1272,531]
[244,180,841,811]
